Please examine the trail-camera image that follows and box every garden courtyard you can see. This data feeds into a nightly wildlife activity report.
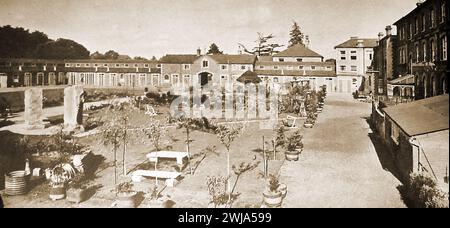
[0,87,406,208]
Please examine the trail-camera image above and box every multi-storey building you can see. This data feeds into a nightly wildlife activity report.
[394,0,449,100]
[254,44,336,91]
[159,49,256,88]
[335,37,377,93]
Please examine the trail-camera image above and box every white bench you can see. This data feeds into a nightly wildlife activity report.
[131,170,181,187]
[146,151,189,166]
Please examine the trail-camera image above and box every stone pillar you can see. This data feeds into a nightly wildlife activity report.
[24,88,45,129]
[64,85,85,132]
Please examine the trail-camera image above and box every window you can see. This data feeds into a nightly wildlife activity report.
[431,40,436,61]
[85,63,90,67]
[340,51,346,55]
[164,75,169,80]
[279,58,284,62]
[124,64,129,67]
[409,23,413,38]
[351,51,357,54]
[423,42,427,61]
[274,66,279,70]
[183,64,190,70]
[296,58,303,62]
[341,56,346,60]
[326,66,332,70]
[351,66,357,71]
[259,65,265,69]
[273,77,279,83]
[172,74,179,84]
[144,64,149,67]
[422,14,426,31]
[340,65,346,71]
[115,64,120,67]
[65,63,70,67]
[202,60,209,68]
[415,44,420,62]
[442,2,446,23]
[442,36,447,61]
[94,64,98,67]
[415,17,419,34]
[221,65,228,70]
[310,66,316,70]
[391,121,400,145]
[104,64,108,67]
[431,9,436,27]
[76,64,81,67]
[351,55,357,60]
[157,64,161,68]
[298,66,304,70]
[241,65,246,70]
[369,54,373,60]
[134,64,138,67]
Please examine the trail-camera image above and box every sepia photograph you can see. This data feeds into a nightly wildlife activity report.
[0,0,448,211]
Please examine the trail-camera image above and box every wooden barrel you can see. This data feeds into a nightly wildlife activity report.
[5,171,28,196]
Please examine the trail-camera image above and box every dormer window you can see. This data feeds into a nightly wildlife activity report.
[202,60,209,68]
[279,58,285,62]
[296,58,303,62]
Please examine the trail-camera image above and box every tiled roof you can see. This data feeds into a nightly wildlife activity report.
[383,94,449,137]
[335,38,378,48]
[255,70,336,77]
[273,44,323,58]
[237,70,261,83]
[210,54,256,64]
[159,55,200,64]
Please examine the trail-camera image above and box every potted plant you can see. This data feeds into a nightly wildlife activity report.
[284,130,303,161]
[116,182,138,208]
[66,175,89,204]
[262,174,283,207]
[49,166,67,201]
[304,113,315,128]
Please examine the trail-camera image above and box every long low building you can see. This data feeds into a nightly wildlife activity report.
[0,44,337,90]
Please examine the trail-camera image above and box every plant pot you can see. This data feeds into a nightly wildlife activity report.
[262,190,283,208]
[277,184,287,199]
[49,185,66,201]
[303,123,313,128]
[116,192,138,208]
[5,171,29,196]
[66,188,88,204]
[285,149,301,161]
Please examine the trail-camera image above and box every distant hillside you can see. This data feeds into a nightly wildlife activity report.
[0,25,90,59]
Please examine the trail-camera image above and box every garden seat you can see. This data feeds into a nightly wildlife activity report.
[131,170,181,187]
[146,151,189,166]
[284,115,297,129]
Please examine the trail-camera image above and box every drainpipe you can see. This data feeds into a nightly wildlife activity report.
[409,137,421,172]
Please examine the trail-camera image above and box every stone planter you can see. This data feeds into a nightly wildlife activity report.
[285,149,301,161]
[49,184,66,201]
[278,184,287,199]
[66,187,88,204]
[116,192,138,208]
[262,190,283,208]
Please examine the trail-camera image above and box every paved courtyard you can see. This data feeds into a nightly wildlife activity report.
[280,92,406,208]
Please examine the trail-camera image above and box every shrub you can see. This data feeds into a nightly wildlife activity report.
[400,172,449,208]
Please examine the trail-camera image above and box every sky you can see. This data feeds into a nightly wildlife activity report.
[0,0,419,59]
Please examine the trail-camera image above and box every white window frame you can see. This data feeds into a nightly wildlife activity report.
[202,60,209,68]
[183,64,190,70]
[221,64,228,70]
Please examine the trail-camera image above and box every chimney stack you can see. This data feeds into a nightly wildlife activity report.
[196,47,201,56]
[385,25,392,36]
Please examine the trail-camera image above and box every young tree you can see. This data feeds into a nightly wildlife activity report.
[176,117,200,174]
[143,119,168,184]
[207,43,223,55]
[215,124,243,199]
[238,33,284,56]
[104,50,120,60]
[288,21,305,47]
[90,51,105,59]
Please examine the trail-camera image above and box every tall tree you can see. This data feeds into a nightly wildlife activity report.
[207,43,223,55]
[90,51,105,59]
[238,33,283,56]
[35,38,90,59]
[151,56,158,61]
[134,56,148,60]
[0,25,51,58]
[104,50,120,60]
[288,21,305,47]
